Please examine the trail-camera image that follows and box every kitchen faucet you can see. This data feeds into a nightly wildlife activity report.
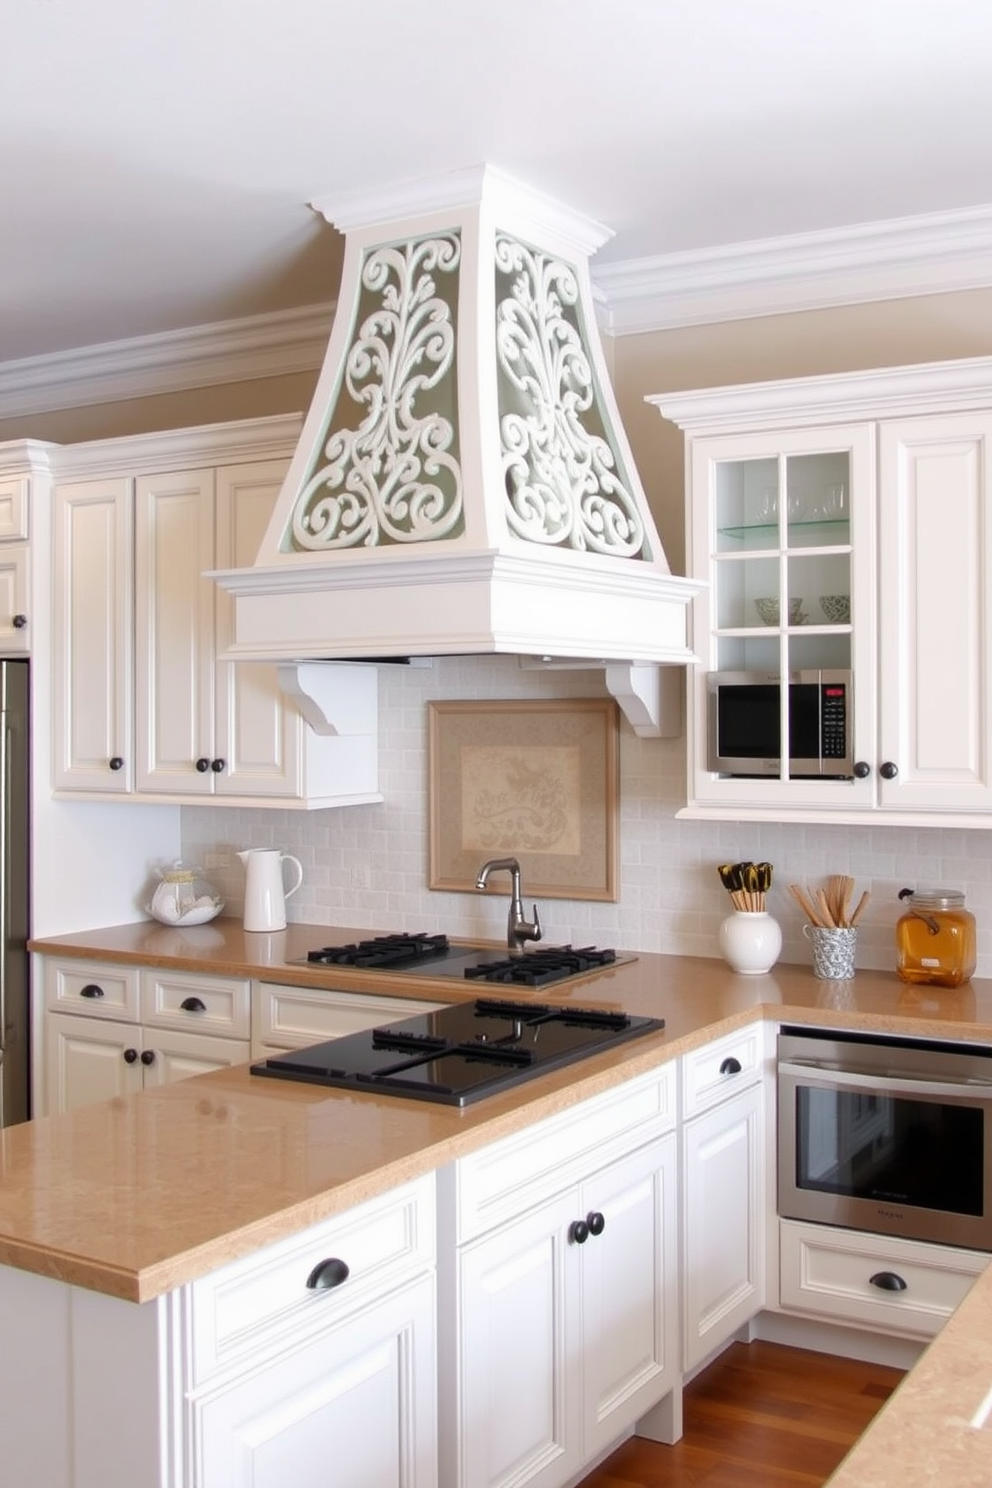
[475,856,542,955]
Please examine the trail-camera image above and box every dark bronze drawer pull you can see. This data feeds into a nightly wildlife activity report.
[869,1270,907,1292]
[306,1258,350,1291]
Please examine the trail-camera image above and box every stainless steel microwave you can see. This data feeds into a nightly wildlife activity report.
[707,670,853,778]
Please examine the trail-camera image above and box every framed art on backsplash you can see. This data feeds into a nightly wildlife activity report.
[428,698,619,902]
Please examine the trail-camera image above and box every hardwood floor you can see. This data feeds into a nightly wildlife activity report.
[578,1341,905,1487]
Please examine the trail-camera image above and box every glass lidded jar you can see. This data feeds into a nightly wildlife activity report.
[896,887,976,988]
[148,862,224,927]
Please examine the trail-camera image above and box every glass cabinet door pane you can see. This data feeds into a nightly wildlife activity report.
[786,452,850,549]
[716,457,779,551]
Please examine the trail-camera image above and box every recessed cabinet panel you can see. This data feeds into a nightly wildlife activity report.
[135,468,216,794]
[878,415,992,812]
[53,478,134,792]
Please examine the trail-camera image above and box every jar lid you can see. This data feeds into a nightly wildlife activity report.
[905,887,966,910]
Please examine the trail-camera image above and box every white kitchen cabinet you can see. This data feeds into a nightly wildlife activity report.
[51,417,381,807]
[0,1174,437,1488]
[652,357,992,825]
[438,1064,679,1488]
[41,958,251,1115]
[681,1026,766,1373]
[251,981,447,1059]
[0,442,47,656]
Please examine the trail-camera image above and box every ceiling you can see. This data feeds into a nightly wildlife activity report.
[4,0,992,363]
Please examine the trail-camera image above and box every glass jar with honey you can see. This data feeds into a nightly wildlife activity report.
[896,887,976,988]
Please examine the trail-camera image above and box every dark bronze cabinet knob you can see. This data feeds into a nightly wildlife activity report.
[109,756,124,771]
[853,761,871,779]
[11,614,26,629]
[880,761,899,780]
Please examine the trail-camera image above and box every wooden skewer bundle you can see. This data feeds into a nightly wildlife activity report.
[788,874,869,929]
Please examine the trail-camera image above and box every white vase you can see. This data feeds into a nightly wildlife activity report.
[718,910,782,975]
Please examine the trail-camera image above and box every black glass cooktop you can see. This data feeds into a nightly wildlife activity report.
[251,997,665,1107]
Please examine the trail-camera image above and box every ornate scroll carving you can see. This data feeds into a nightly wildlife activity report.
[496,233,645,557]
[292,234,464,549]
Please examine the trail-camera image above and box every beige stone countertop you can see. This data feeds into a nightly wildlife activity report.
[19,919,992,1485]
[825,1259,992,1486]
[14,920,992,1309]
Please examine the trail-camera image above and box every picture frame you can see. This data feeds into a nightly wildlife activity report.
[428,698,619,902]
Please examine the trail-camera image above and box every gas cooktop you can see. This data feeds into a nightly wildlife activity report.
[251,998,665,1107]
[294,933,624,987]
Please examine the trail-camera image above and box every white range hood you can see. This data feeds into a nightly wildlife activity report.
[213,165,701,735]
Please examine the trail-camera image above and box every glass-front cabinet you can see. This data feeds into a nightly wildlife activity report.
[654,359,992,826]
[685,423,876,813]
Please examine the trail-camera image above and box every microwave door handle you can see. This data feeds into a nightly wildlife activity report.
[778,1060,992,1103]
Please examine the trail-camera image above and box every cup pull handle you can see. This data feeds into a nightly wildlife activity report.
[306,1258,350,1291]
[869,1270,907,1292]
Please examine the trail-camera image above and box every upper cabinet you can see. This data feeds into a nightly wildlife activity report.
[51,417,382,809]
[0,442,49,656]
[652,358,992,826]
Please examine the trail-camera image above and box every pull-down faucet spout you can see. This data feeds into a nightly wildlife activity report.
[475,856,543,955]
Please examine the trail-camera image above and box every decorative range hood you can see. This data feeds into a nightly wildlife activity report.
[213,165,701,735]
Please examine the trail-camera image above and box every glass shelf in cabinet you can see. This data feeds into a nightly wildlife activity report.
[717,516,850,541]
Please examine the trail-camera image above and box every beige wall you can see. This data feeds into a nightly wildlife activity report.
[611,286,992,574]
[0,370,319,447]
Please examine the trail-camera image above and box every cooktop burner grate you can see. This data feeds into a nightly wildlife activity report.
[305,932,450,969]
[464,946,617,987]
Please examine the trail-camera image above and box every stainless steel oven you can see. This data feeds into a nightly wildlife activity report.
[778,1026,992,1251]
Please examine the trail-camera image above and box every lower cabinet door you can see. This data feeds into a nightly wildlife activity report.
[580,1133,678,1461]
[140,1029,250,1086]
[454,1191,578,1488]
[44,1011,142,1112]
[190,1274,437,1488]
[450,1137,678,1488]
[682,1083,764,1373]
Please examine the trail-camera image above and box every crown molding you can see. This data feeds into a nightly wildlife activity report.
[0,302,335,421]
[3,204,992,422]
[592,203,992,335]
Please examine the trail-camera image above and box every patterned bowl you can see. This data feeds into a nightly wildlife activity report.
[820,594,851,624]
[754,596,806,627]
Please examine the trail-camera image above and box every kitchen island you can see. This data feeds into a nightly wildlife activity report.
[14,920,992,1488]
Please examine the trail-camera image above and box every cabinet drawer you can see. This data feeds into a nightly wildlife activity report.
[253,981,445,1052]
[779,1219,986,1339]
[681,1022,765,1118]
[187,1173,436,1384]
[42,958,139,1020]
[139,969,250,1038]
[447,1062,677,1245]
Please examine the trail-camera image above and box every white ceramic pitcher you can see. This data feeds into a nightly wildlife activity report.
[238,848,304,932]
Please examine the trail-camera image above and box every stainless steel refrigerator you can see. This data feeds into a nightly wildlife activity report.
[0,660,29,1126]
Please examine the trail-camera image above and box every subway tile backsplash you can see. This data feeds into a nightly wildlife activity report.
[181,657,992,977]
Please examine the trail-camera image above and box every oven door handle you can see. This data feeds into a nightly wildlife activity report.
[779,1060,992,1102]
